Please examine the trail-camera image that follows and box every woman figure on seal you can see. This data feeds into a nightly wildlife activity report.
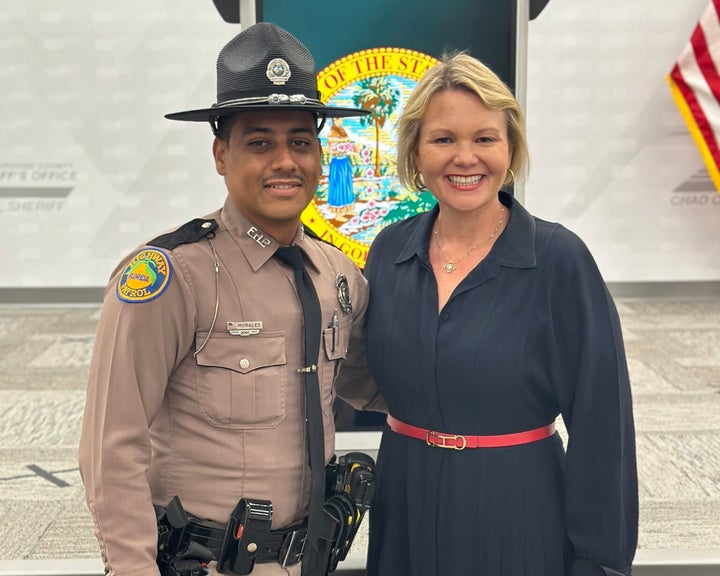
[326,117,356,220]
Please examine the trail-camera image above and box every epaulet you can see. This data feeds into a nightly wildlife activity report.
[148,218,218,250]
[303,224,337,249]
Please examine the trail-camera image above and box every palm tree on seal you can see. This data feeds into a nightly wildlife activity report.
[352,77,399,177]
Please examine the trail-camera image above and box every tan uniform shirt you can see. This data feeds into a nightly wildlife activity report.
[79,197,383,576]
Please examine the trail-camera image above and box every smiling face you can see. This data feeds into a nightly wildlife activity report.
[413,89,512,216]
[212,109,322,244]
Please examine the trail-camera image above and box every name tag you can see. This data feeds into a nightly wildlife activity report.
[227,321,263,336]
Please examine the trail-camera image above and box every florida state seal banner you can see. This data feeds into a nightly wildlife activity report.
[257,0,519,270]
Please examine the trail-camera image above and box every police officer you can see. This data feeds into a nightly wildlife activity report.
[79,23,384,576]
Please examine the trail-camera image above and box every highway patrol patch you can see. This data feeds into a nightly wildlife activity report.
[116,248,172,303]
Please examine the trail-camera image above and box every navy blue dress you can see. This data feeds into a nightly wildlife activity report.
[364,192,637,576]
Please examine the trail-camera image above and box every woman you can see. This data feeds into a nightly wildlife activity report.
[363,53,638,576]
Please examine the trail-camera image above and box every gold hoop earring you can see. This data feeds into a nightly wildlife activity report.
[506,168,515,186]
[413,172,426,190]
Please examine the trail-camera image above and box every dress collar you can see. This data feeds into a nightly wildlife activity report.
[394,191,537,269]
[219,197,321,273]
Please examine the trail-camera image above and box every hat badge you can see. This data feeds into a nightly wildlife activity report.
[266,58,291,85]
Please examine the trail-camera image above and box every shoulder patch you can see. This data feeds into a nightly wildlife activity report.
[116,248,173,303]
[149,218,218,250]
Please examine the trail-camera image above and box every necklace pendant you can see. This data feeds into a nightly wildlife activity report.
[443,262,456,273]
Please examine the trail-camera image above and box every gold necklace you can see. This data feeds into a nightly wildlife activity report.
[433,206,506,273]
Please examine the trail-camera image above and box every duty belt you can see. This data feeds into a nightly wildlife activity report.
[387,414,556,449]
[162,512,307,568]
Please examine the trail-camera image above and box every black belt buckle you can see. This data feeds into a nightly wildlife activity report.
[279,526,307,567]
[217,498,272,575]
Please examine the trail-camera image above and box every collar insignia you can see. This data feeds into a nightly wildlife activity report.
[246,226,272,248]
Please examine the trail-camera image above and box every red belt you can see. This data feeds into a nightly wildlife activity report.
[387,414,555,450]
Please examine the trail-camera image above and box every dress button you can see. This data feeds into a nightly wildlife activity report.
[239,358,251,369]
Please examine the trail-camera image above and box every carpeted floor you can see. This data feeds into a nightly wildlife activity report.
[0,299,718,560]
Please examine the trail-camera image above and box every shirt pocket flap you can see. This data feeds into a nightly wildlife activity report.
[195,332,286,374]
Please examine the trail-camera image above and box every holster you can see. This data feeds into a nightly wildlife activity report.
[155,497,213,576]
[303,451,376,575]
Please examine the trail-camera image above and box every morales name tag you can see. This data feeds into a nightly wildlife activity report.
[227,321,263,336]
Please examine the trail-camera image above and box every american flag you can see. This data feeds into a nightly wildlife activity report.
[668,0,720,193]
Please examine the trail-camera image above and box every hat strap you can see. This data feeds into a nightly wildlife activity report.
[213,94,324,109]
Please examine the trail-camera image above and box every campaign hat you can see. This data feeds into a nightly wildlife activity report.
[165,22,367,121]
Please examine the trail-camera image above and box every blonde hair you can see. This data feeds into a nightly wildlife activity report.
[396,52,529,190]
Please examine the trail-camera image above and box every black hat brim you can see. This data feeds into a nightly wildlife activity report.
[165,103,369,122]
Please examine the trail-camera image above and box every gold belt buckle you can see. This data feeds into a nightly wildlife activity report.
[425,430,467,450]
